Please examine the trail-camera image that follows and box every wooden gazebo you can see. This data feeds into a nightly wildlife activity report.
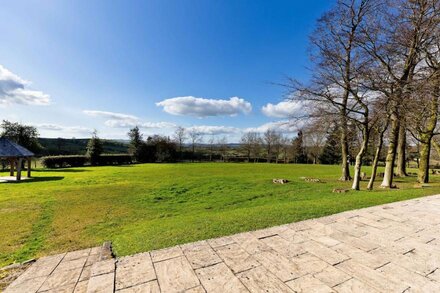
[0,138,34,181]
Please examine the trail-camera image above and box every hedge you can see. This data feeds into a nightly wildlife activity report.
[40,154,133,168]
[96,154,133,165]
[41,155,87,168]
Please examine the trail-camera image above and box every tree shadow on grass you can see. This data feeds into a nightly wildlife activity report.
[33,169,91,173]
[6,176,65,183]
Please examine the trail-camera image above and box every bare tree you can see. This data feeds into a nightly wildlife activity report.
[280,136,291,163]
[241,132,261,162]
[173,126,187,153]
[188,129,202,161]
[367,113,389,190]
[303,122,327,164]
[207,135,215,161]
[396,122,408,177]
[217,136,229,162]
[359,0,439,188]
[287,0,377,181]
[263,129,279,163]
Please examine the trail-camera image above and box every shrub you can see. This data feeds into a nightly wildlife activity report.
[41,155,87,168]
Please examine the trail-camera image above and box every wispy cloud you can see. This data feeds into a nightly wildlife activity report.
[246,120,301,133]
[83,110,176,129]
[36,123,93,136]
[0,64,50,106]
[156,96,252,117]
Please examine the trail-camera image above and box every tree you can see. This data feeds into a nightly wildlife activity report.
[207,135,215,161]
[217,136,229,162]
[396,122,408,177]
[273,134,283,163]
[173,126,187,153]
[319,124,341,164]
[303,122,327,164]
[188,129,202,161]
[147,135,177,162]
[367,116,389,190]
[1,120,42,153]
[241,132,261,162]
[263,129,279,163]
[292,130,307,163]
[280,136,291,163]
[86,130,103,166]
[358,0,439,188]
[287,0,379,181]
[128,126,144,162]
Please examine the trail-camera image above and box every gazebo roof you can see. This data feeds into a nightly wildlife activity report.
[0,138,34,158]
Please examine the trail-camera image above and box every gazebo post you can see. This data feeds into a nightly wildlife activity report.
[27,158,32,178]
[9,158,15,176]
[16,158,22,181]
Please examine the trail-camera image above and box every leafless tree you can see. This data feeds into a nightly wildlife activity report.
[303,123,327,164]
[188,129,202,161]
[264,129,279,163]
[217,136,229,162]
[358,0,439,187]
[173,126,187,153]
[241,132,262,162]
[286,0,377,181]
[207,135,215,161]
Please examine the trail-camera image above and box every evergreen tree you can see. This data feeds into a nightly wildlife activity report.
[86,130,103,166]
[293,130,307,163]
[319,125,342,164]
[128,126,144,162]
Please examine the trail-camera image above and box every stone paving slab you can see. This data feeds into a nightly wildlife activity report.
[6,194,440,292]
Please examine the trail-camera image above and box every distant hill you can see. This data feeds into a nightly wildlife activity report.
[38,138,129,156]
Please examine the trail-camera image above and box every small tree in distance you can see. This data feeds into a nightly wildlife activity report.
[188,129,202,161]
[128,126,144,162]
[86,130,103,166]
[173,126,187,153]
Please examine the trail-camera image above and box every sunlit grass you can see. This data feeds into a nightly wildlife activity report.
[1,163,439,267]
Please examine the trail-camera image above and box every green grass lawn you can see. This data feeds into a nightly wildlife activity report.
[1,163,440,267]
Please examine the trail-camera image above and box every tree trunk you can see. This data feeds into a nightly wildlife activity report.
[340,114,351,181]
[418,137,431,183]
[417,96,438,183]
[367,126,386,190]
[432,140,440,158]
[396,123,407,177]
[381,115,400,188]
[352,126,369,190]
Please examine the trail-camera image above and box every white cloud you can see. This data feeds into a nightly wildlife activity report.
[83,109,176,129]
[246,120,302,133]
[261,100,303,118]
[0,64,50,106]
[83,110,138,123]
[156,96,252,117]
[187,125,240,135]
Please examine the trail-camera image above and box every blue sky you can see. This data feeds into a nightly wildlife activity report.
[1,0,333,141]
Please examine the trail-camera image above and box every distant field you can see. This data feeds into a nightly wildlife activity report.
[1,163,440,267]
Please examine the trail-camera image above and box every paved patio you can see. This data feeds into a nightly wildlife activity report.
[6,194,440,293]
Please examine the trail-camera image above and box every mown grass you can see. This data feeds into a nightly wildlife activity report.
[1,163,440,267]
